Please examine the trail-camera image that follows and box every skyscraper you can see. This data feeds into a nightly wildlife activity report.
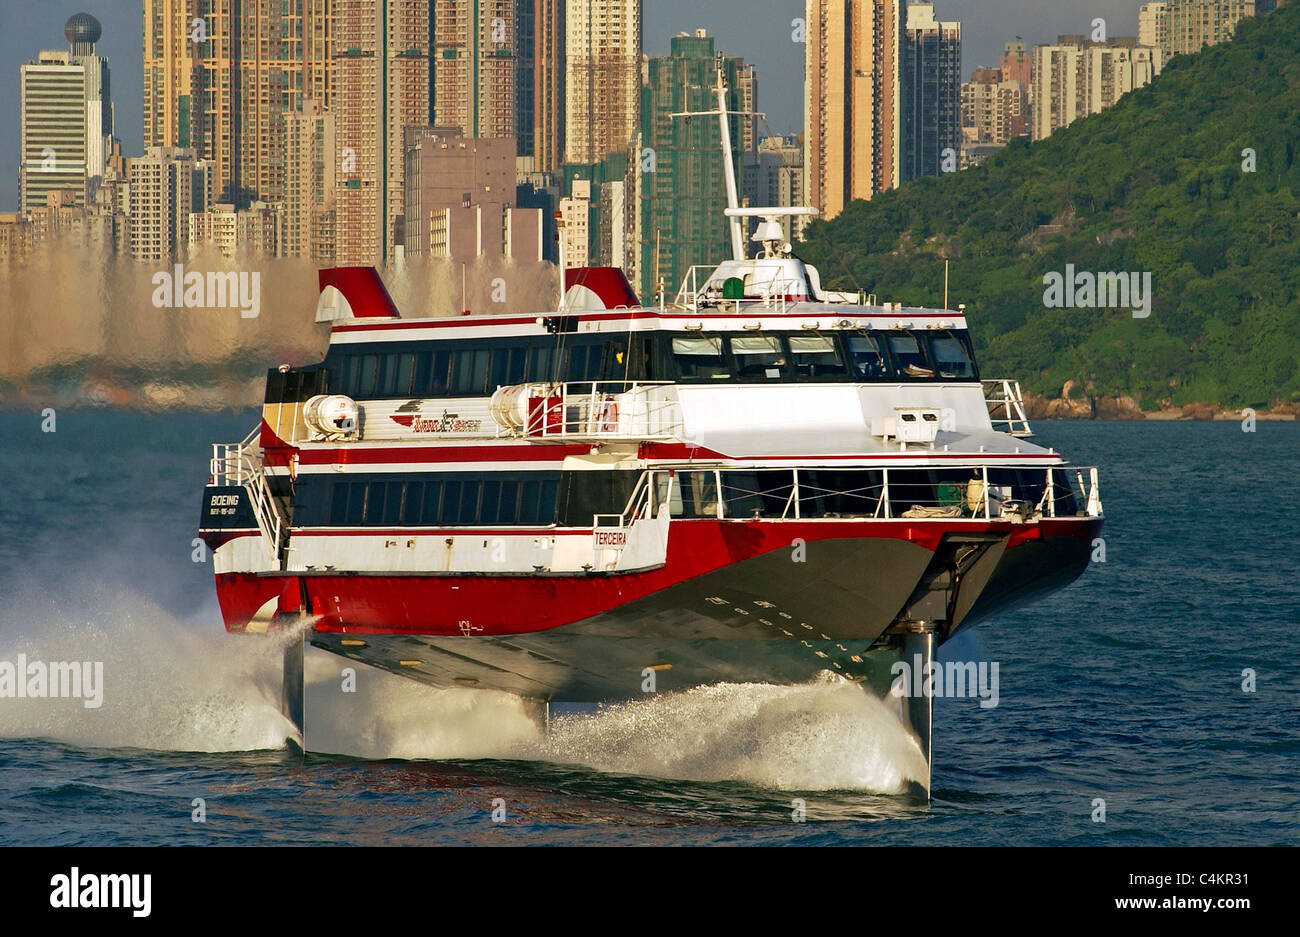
[531,0,566,173]
[804,0,903,221]
[284,100,336,263]
[334,0,429,265]
[565,0,641,165]
[18,14,113,213]
[900,2,962,181]
[142,0,334,206]
[430,0,516,140]
[129,146,208,262]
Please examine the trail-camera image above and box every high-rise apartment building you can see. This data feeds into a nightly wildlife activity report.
[19,15,114,213]
[1138,2,1169,49]
[142,0,334,206]
[900,3,962,181]
[431,0,516,140]
[129,146,211,261]
[743,135,807,240]
[528,0,566,173]
[334,0,429,266]
[961,68,1026,146]
[1031,37,1162,140]
[564,0,641,165]
[804,0,903,221]
[284,100,336,263]
[636,32,745,299]
[1165,0,1255,55]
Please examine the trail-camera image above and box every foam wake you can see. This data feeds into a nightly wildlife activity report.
[0,597,925,793]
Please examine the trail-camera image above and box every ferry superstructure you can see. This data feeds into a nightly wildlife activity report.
[198,67,1103,790]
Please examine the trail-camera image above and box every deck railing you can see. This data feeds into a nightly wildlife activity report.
[209,427,285,566]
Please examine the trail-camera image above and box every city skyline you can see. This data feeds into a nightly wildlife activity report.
[0,0,1168,212]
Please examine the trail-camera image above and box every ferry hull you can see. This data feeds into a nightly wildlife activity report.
[214,517,1101,701]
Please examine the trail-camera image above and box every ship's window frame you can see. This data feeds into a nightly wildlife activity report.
[884,331,936,380]
[727,334,788,381]
[922,329,979,381]
[845,331,895,380]
[670,334,731,382]
[787,332,850,381]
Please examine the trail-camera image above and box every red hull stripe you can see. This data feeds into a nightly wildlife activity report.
[293,440,1059,466]
[332,310,966,333]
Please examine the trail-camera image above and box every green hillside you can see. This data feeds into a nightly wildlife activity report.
[798,6,1300,411]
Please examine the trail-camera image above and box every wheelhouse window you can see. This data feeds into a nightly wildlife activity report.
[788,333,849,380]
[884,331,935,379]
[924,331,978,380]
[672,335,730,381]
[727,334,786,380]
[846,332,893,380]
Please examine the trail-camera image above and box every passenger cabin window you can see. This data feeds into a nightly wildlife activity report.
[672,335,730,381]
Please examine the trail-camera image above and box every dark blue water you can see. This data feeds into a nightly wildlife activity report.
[0,411,1296,845]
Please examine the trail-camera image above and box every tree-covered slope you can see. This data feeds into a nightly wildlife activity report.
[799,7,1300,411]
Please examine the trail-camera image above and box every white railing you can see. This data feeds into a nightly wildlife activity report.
[657,464,1102,522]
[210,427,285,566]
[983,379,1034,437]
[507,381,684,442]
[673,264,795,313]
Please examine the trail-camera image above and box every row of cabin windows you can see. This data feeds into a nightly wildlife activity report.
[668,330,977,383]
[314,330,978,402]
[330,338,633,400]
[324,476,559,527]
[293,467,1073,529]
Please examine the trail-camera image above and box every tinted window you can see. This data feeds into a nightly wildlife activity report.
[728,335,787,380]
[356,355,378,397]
[672,335,730,381]
[846,332,893,379]
[925,331,978,380]
[886,332,934,379]
[788,333,849,379]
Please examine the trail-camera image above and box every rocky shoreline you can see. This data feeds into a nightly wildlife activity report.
[1024,394,1299,422]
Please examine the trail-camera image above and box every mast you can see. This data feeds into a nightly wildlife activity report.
[714,57,745,261]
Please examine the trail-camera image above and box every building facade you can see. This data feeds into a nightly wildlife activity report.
[1031,37,1163,140]
[333,0,429,265]
[804,0,903,220]
[900,2,962,181]
[431,0,517,141]
[564,0,641,165]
